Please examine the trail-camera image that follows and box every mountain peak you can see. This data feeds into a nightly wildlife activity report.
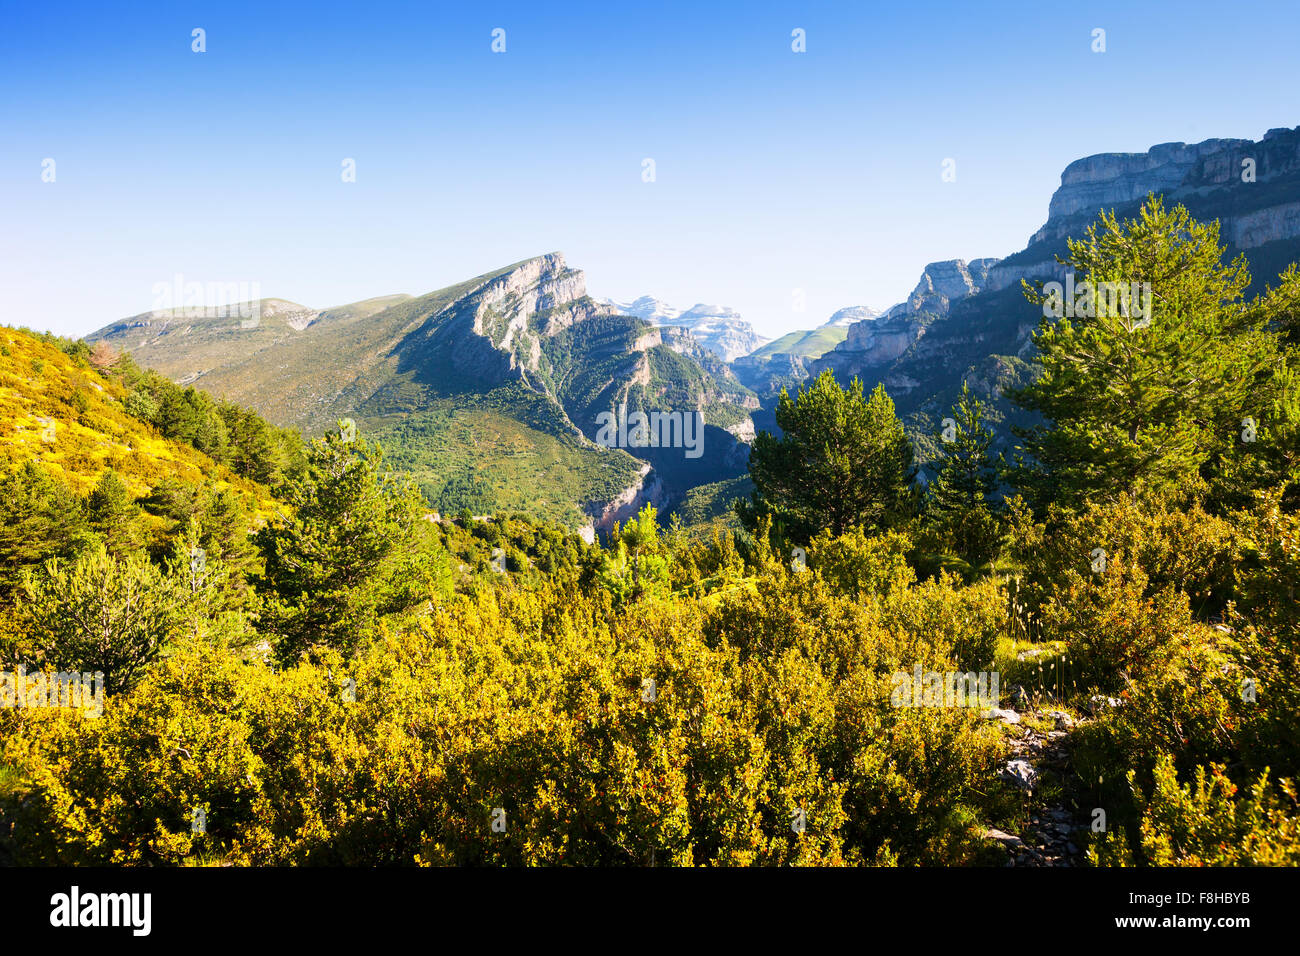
[822,306,879,328]
[600,295,765,362]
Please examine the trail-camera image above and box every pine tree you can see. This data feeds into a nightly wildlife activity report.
[0,463,85,597]
[1009,196,1274,509]
[926,382,1001,564]
[84,469,147,557]
[739,371,915,543]
[254,424,424,662]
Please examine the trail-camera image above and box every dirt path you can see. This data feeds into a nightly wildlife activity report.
[983,703,1088,867]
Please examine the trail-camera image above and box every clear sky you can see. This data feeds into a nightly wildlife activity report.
[2,0,1297,340]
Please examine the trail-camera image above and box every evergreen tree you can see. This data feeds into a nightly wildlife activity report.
[0,463,86,598]
[926,382,1002,564]
[254,424,424,662]
[739,371,915,543]
[84,469,147,557]
[1009,196,1274,510]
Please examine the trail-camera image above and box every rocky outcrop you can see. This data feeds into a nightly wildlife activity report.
[586,464,667,534]
[1036,138,1251,232]
[904,258,996,310]
[983,127,1300,293]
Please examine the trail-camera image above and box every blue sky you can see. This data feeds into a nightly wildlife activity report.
[2,0,1297,339]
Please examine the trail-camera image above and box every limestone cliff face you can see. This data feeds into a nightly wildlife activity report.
[811,259,996,382]
[980,127,1300,294]
[1036,139,1251,233]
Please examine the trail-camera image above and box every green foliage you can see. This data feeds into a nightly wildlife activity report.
[1095,755,1300,866]
[598,505,671,605]
[740,371,916,544]
[84,469,148,557]
[0,463,85,598]
[16,545,188,693]
[7,205,1300,867]
[107,352,305,491]
[2,567,1004,866]
[1010,196,1274,510]
[807,527,915,599]
[254,426,427,662]
[924,382,1003,565]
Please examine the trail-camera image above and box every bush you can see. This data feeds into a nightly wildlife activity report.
[1094,754,1300,866]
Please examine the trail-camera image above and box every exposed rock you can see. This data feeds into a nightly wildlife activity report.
[982,707,1021,724]
[982,828,1025,848]
[586,464,666,535]
[1039,139,1251,228]
[1003,759,1040,791]
[809,259,997,385]
[1047,710,1075,731]
[984,126,1300,294]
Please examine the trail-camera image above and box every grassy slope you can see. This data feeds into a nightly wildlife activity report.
[743,326,848,362]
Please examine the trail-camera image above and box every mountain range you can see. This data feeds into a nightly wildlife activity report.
[86,125,1300,527]
[88,255,758,535]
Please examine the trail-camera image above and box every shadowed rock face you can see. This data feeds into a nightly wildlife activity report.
[812,258,997,382]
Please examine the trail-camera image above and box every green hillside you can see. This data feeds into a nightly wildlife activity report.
[743,326,847,362]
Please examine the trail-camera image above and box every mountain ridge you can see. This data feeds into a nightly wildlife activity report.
[88,254,759,533]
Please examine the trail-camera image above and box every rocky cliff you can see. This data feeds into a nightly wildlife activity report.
[811,258,997,381]
[987,126,1300,292]
[800,126,1300,469]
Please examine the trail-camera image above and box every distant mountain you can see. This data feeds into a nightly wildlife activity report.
[822,306,879,328]
[732,324,850,397]
[89,255,759,535]
[812,258,998,384]
[601,295,768,362]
